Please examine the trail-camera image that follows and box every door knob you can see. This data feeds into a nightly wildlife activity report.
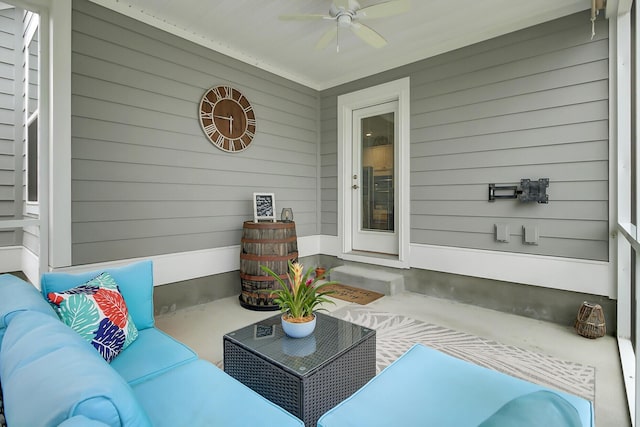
[352,184,359,189]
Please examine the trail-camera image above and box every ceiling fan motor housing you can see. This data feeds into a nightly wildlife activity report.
[337,13,353,27]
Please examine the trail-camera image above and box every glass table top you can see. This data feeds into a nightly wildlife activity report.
[224,312,375,377]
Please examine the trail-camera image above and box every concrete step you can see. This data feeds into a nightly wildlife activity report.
[329,265,405,296]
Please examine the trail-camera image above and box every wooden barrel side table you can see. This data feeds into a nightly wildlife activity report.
[239,221,298,310]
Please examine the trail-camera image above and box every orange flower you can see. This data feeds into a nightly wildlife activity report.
[289,262,304,296]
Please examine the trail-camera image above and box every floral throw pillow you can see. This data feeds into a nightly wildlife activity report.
[47,272,139,363]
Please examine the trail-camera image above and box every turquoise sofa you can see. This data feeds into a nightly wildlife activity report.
[0,260,304,427]
[318,343,594,427]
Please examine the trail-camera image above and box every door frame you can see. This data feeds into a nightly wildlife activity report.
[337,77,410,268]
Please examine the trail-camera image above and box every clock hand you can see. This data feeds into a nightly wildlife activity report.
[229,115,233,133]
[213,115,232,121]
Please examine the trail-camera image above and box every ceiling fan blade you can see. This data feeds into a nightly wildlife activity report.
[279,14,328,21]
[315,25,338,50]
[350,22,387,48]
[355,0,410,20]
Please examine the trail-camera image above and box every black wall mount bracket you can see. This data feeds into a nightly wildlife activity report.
[488,178,549,204]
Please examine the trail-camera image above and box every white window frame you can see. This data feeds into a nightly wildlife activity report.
[24,12,39,215]
[5,0,72,271]
[613,3,639,426]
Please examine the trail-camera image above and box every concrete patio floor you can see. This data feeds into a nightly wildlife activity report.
[155,291,629,426]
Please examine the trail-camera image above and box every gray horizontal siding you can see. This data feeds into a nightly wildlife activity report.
[0,7,16,246]
[320,10,608,261]
[26,24,36,117]
[71,0,319,264]
[412,161,608,185]
[411,229,606,260]
[412,180,607,201]
[411,216,607,240]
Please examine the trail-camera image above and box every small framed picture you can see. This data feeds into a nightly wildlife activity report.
[253,192,276,223]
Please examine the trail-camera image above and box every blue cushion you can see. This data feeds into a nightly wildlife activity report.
[57,416,112,427]
[0,274,58,344]
[132,359,304,427]
[41,260,154,330]
[110,327,198,385]
[317,343,593,427]
[0,311,152,427]
[479,390,582,427]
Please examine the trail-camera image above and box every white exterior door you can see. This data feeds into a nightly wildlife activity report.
[337,77,410,269]
[351,101,398,255]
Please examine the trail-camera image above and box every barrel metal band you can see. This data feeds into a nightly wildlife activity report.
[240,252,299,262]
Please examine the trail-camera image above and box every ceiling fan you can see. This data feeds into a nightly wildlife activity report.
[280,0,410,52]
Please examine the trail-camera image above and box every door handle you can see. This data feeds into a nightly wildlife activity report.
[352,184,359,189]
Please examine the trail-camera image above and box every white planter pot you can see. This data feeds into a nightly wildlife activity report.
[281,314,316,338]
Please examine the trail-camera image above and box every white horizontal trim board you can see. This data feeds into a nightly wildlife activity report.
[50,235,320,286]
[0,246,22,273]
[0,246,41,288]
[44,235,612,297]
[320,235,612,297]
[410,243,613,297]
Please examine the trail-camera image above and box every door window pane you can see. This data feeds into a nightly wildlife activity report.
[360,113,394,232]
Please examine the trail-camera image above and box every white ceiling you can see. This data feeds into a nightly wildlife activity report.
[89,0,594,90]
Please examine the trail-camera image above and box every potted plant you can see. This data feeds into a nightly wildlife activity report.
[261,261,336,338]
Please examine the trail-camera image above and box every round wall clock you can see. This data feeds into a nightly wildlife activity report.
[198,85,256,152]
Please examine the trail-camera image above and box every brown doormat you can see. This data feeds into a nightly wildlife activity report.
[322,283,384,305]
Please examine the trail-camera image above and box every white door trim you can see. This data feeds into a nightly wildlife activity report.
[337,77,410,268]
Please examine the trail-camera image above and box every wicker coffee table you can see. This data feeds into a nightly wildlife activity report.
[223,312,376,427]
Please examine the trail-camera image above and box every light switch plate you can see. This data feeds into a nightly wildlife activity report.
[495,223,510,242]
[523,225,539,245]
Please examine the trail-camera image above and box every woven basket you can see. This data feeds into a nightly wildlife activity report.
[574,302,606,339]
